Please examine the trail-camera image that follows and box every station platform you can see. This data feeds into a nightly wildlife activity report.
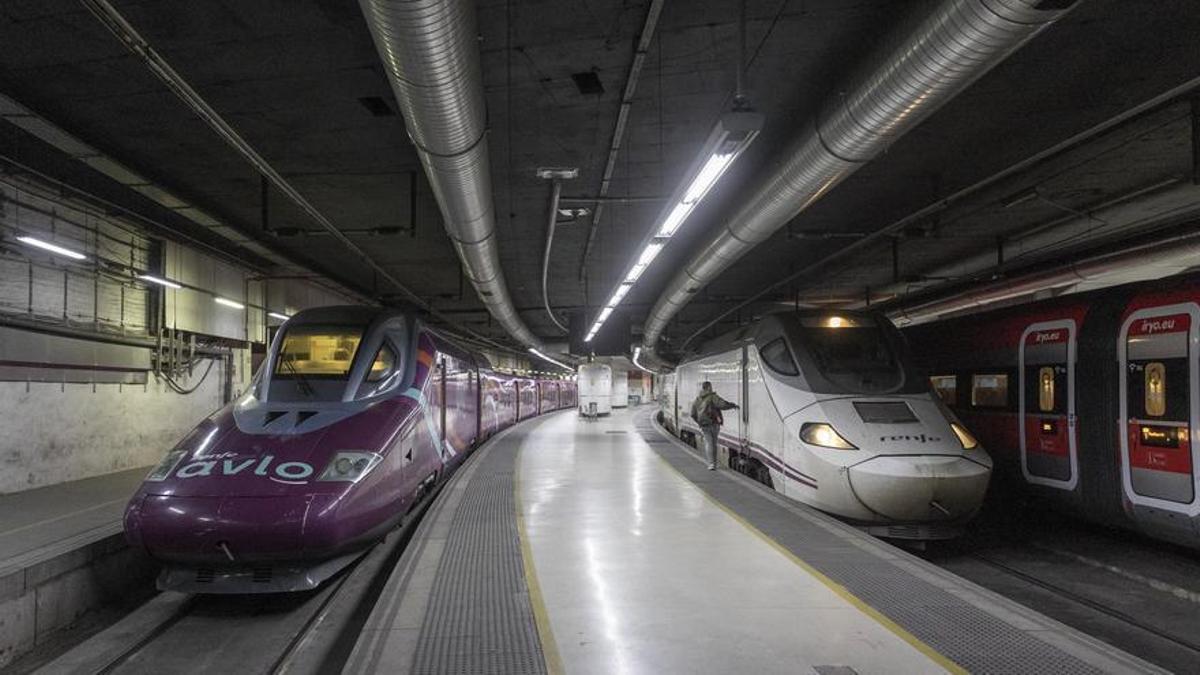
[0,467,153,668]
[346,407,1159,674]
[0,467,146,567]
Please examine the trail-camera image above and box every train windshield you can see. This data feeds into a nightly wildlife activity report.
[788,314,922,394]
[271,324,383,401]
[277,326,364,377]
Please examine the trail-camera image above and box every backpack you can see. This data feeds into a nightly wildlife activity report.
[694,394,723,426]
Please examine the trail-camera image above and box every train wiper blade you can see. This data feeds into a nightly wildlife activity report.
[281,357,315,397]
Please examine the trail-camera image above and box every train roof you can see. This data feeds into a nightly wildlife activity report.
[686,309,891,361]
[285,305,402,326]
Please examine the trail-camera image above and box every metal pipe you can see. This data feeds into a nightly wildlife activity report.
[70,0,523,349]
[891,226,1200,325]
[541,180,569,333]
[864,179,1200,305]
[641,0,1078,351]
[80,0,430,310]
[578,0,666,281]
[559,196,667,204]
[672,86,1200,354]
[358,0,542,349]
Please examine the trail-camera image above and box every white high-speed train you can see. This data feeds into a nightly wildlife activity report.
[659,311,992,540]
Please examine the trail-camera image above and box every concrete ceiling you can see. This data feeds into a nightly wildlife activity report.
[1,0,1198,354]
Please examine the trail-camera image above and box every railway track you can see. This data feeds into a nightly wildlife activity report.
[969,552,1200,656]
[34,486,443,675]
[925,522,1200,675]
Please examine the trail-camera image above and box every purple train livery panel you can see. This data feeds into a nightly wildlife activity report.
[123,306,575,593]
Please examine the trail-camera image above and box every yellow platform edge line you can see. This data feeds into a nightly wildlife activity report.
[514,452,566,675]
[652,448,968,675]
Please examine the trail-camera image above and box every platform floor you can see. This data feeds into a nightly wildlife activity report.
[348,407,1159,674]
[0,466,146,569]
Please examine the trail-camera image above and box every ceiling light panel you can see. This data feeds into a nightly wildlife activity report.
[585,110,762,341]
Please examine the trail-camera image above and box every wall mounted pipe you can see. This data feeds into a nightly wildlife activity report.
[864,179,1200,306]
[891,226,1200,325]
[359,0,542,349]
[541,180,570,333]
[641,0,1078,351]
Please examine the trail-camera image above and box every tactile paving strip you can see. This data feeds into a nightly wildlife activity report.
[410,432,546,675]
[634,419,1107,675]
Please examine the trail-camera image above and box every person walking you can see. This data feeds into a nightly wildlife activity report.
[690,381,738,471]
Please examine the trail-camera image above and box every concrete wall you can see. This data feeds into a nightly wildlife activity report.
[0,533,156,668]
[0,172,354,495]
[0,364,224,494]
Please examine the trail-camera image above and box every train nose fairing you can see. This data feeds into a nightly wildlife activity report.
[846,455,990,522]
[799,396,992,525]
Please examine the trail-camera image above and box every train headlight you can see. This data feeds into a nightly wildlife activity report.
[145,450,188,482]
[800,423,857,450]
[950,423,979,450]
[319,452,383,483]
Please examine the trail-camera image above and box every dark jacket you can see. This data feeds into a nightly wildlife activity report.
[691,391,736,427]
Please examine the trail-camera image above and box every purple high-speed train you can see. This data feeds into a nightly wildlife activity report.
[123,306,576,593]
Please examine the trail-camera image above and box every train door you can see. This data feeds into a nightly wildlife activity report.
[1018,321,1077,489]
[1119,305,1199,513]
[671,374,679,432]
[738,345,752,460]
[746,340,787,491]
[434,356,446,449]
[475,369,484,441]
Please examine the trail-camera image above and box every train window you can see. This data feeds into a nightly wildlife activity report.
[1145,362,1166,417]
[1128,358,1189,421]
[759,338,799,376]
[1038,367,1055,413]
[276,326,362,377]
[796,317,906,393]
[971,374,1008,408]
[366,343,396,383]
[930,375,957,406]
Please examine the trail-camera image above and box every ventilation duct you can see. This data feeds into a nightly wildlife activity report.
[359,0,541,348]
[641,0,1078,350]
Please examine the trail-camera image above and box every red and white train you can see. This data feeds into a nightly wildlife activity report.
[905,272,1200,549]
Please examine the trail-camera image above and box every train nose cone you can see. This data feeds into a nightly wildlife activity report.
[846,455,990,521]
[138,495,316,563]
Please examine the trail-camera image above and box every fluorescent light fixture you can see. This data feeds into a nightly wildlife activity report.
[16,236,87,260]
[268,311,291,321]
[624,242,664,284]
[656,202,691,238]
[607,283,632,308]
[682,152,736,204]
[528,347,571,371]
[586,110,762,340]
[214,297,245,310]
[636,241,664,266]
[137,274,181,289]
